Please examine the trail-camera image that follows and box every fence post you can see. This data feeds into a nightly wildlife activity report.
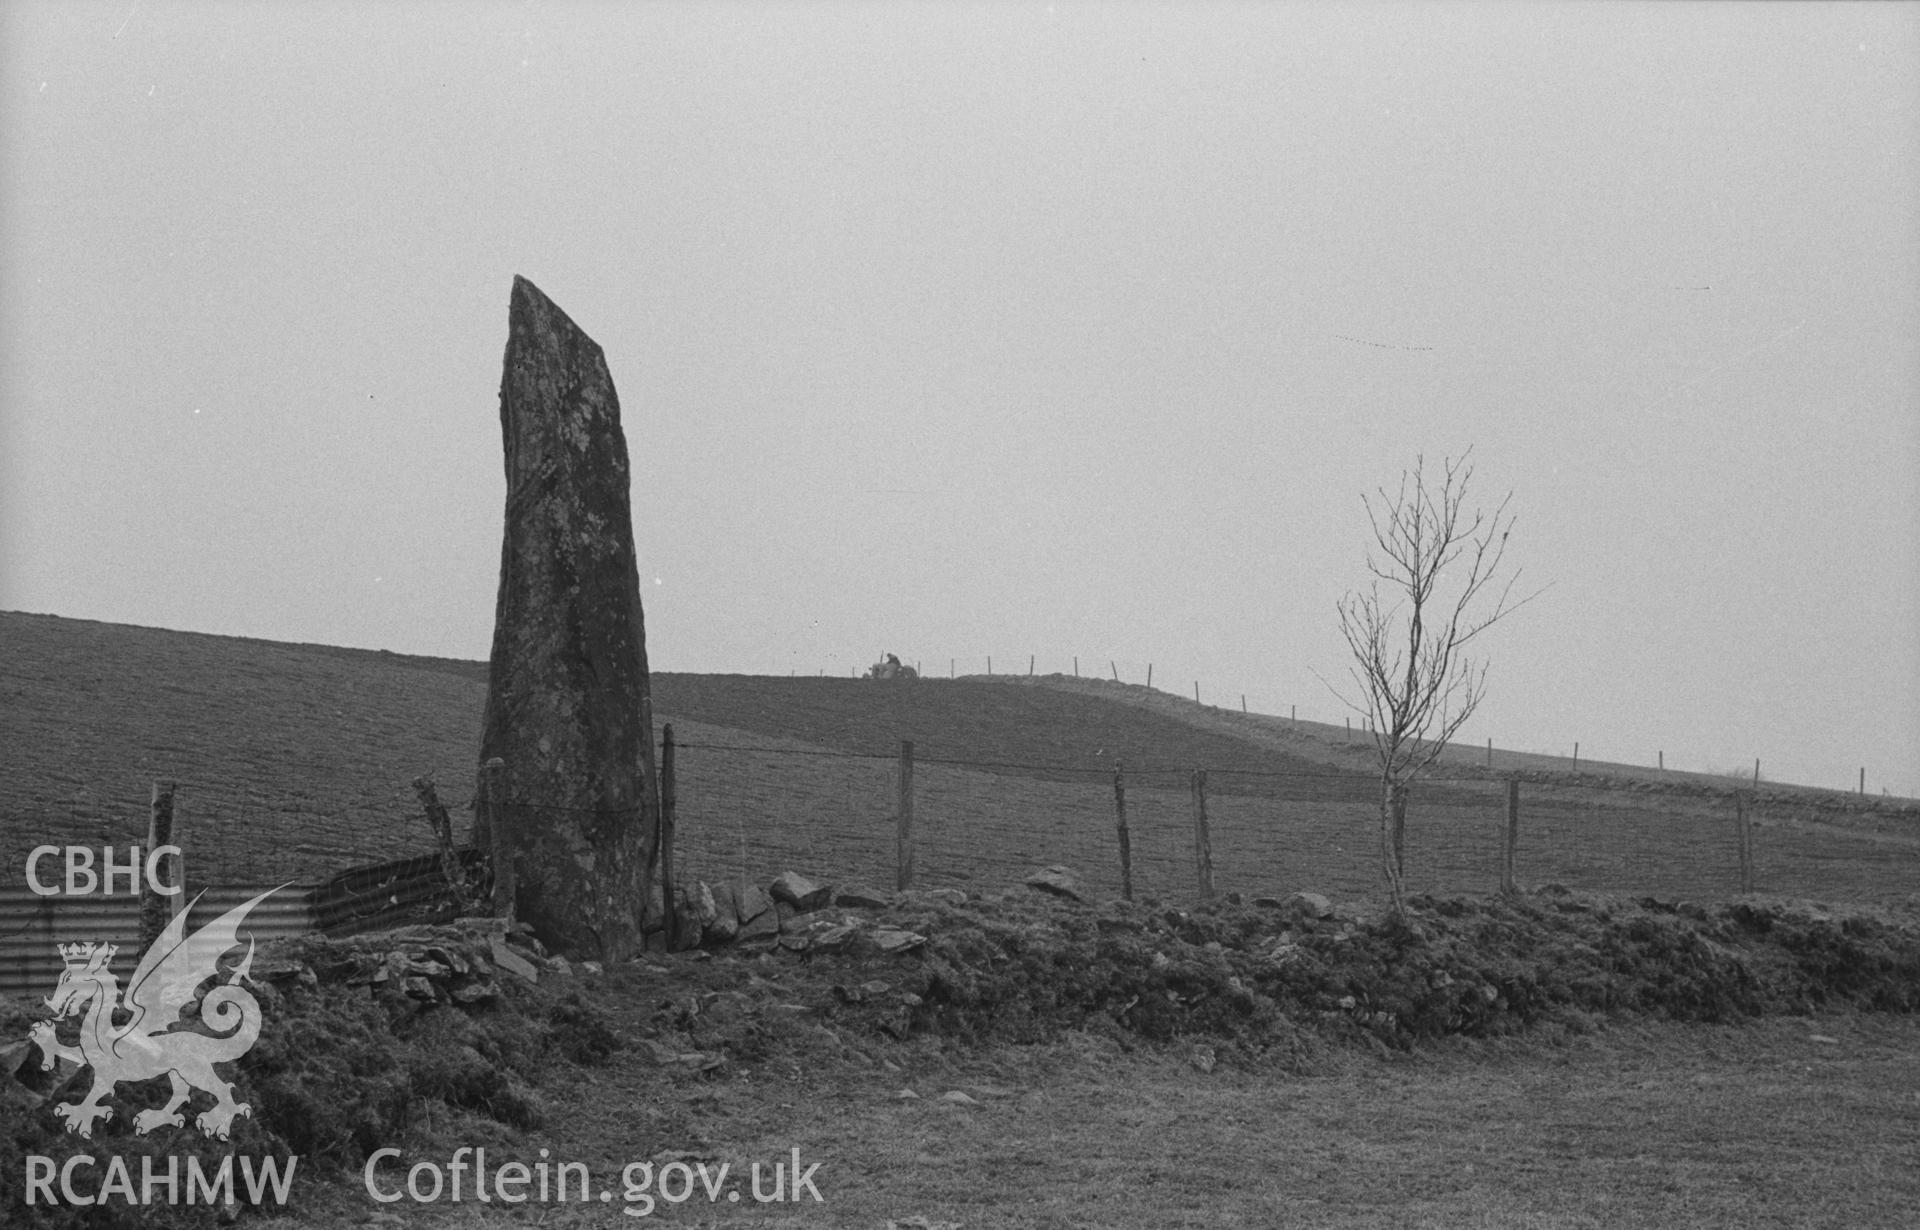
[1860,767,1866,796]
[479,757,512,920]
[413,777,472,915]
[1029,654,1035,676]
[1194,681,1200,704]
[896,739,915,891]
[1736,793,1753,894]
[1111,660,1118,682]
[660,724,678,945]
[1501,777,1520,896]
[1486,737,1492,768]
[1190,769,1214,900]
[1074,656,1078,677]
[141,780,182,946]
[1572,742,1579,770]
[1147,663,1153,689]
[1113,760,1132,902]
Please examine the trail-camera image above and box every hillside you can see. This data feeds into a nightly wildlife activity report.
[8,609,1919,1230]
[3,611,1916,906]
[0,612,1356,891]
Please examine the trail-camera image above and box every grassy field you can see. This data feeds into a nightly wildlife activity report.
[3,610,1915,905]
[6,610,1920,1229]
[273,1003,1920,1230]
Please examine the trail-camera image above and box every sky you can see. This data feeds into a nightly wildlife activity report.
[1,2,1915,796]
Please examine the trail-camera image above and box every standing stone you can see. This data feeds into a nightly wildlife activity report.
[478,276,659,963]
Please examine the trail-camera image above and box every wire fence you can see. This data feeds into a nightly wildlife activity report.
[3,743,1915,913]
[817,654,1904,799]
[0,776,482,893]
[657,741,1920,907]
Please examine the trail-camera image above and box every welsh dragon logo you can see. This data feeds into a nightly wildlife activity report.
[26,886,285,1141]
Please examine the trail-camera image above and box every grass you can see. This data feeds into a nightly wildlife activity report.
[2,611,1915,905]
[18,878,1920,1228]
[246,960,1920,1230]
[5,610,1920,1228]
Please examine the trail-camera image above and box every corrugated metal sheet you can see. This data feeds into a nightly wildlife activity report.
[0,884,317,1000]
[0,891,143,1002]
[311,848,483,937]
[2,847,485,997]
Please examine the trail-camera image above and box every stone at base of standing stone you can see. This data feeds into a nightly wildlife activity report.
[1024,866,1084,901]
[1288,891,1334,920]
[704,882,741,944]
[737,908,780,941]
[734,883,774,925]
[771,871,834,912]
[691,882,719,933]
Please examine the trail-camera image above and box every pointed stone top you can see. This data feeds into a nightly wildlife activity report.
[505,275,603,373]
[510,273,549,306]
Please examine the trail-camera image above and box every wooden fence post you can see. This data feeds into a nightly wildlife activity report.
[1501,777,1520,896]
[1029,654,1035,676]
[1147,663,1153,689]
[1190,769,1214,900]
[1486,738,1492,768]
[1736,793,1754,894]
[1194,681,1200,704]
[1572,742,1579,769]
[479,758,512,920]
[1113,760,1132,902]
[413,776,472,915]
[896,739,915,891]
[660,724,678,944]
[1110,660,1118,682]
[141,780,181,946]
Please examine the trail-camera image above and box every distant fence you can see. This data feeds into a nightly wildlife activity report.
[657,738,1920,908]
[821,661,1902,799]
[5,739,1915,998]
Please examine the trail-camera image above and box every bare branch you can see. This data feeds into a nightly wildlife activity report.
[1331,448,1535,910]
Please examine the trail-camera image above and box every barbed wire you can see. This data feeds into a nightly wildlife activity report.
[7,740,1913,907]
[672,740,1587,787]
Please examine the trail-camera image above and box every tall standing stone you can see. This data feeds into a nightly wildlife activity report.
[478,275,658,962]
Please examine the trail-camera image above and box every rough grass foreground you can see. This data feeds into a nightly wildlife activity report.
[5,888,1919,1227]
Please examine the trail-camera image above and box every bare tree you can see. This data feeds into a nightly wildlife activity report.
[1334,450,1530,913]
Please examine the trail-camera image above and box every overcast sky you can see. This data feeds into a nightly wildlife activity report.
[2,2,1915,796]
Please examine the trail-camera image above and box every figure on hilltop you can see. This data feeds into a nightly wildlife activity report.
[865,652,918,681]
